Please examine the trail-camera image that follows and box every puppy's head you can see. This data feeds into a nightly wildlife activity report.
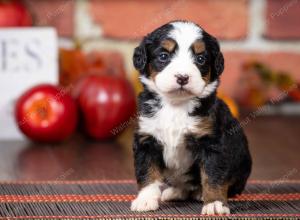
[133,21,224,102]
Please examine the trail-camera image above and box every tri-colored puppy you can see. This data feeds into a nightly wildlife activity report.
[131,20,252,215]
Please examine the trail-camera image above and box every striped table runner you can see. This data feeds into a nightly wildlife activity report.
[0,180,299,219]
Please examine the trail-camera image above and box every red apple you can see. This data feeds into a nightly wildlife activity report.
[0,0,32,27]
[15,84,77,142]
[74,74,136,139]
[288,83,300,102]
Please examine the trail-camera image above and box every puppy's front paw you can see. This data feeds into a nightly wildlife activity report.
[131,181,161,212]
[201,201,230,215]
[131,196,159,212]
[161,187,187,202]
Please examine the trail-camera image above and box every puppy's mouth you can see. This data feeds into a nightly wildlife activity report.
[167,87,193,96]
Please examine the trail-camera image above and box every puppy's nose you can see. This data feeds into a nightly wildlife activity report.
[175,74,189,86]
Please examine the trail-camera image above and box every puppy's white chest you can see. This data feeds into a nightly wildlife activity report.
[139,102,197,169]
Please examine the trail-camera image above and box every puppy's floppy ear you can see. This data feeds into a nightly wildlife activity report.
[203,32,224,79]
[214,51,224,76]
[133,43,147,72]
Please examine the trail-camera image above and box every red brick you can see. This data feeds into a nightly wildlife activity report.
[90,0,248,40]
[24,0,74,37]
[265,0,300,39]
[220,52,300,97]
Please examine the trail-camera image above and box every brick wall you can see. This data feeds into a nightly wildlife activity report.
[24,0,300,97]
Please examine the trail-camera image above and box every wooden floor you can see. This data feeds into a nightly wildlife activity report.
[0,115,299,181]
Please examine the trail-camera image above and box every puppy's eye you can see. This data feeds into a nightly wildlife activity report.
[158,52,170,62]
[196,54,206,65]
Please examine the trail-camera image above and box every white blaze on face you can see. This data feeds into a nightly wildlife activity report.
[155,21,206,97]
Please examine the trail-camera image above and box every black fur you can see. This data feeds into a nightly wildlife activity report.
[133,21,252,201]
[133,133,165,187]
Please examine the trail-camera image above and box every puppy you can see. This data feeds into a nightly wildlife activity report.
[131,20,252,215]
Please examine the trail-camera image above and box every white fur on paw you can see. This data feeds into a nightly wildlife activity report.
[161,187,187,202]
[131,181,161,212]
[131,197,159,212]
[201,201,230,215]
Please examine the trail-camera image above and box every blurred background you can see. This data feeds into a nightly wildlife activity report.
[0,0,299,181]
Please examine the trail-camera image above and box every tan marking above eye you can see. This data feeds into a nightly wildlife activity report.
[193,40,206,54]
[161,39,176,52]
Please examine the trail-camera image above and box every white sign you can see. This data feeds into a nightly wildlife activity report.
[0,28,58,140]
